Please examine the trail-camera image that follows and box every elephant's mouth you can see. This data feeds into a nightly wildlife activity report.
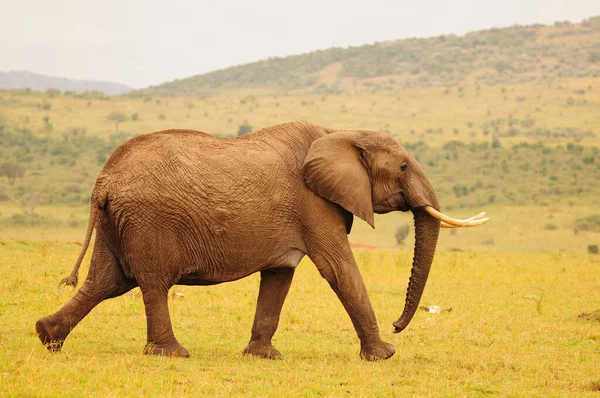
[398,191,410,212]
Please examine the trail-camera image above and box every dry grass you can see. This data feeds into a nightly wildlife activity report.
[1,239,599,396]
[2,77,599,147]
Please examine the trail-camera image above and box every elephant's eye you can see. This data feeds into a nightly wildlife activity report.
[401,163,408,172]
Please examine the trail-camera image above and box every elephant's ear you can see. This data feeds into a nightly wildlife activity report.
[302,131,375,228]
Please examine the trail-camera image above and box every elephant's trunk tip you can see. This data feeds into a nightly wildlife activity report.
[392,316,409,334]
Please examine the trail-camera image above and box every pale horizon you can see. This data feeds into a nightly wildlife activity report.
[2,0,600,89]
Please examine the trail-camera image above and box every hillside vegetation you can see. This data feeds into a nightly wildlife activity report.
[135,16,600,96]
[1,75,599,252]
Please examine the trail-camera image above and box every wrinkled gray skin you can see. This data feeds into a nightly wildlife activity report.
[36,121,440,361]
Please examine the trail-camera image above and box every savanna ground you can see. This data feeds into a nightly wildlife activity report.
[0,78,599,396]
[1,240,599,396]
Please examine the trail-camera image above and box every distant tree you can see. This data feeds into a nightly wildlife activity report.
[43,116,53,133]
[237,122,253,137]
[21,190,40,218]
[106,112,129,133]
[0,162,25,185]
[131,112,139,121]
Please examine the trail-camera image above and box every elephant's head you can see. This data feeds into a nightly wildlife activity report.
[303,129,487,332]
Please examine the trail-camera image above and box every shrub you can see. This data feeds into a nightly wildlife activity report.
[395,225,410,246]
[492,136,501,149]
[588,245,599,255]
[453,185,469,197]
[45,88,60,98]
[237,122,253,137]
[574,215,600,232]
[5,212,51,227]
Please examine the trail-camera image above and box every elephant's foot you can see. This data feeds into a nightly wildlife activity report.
[35,315,72,352]
[143,341,190,358]
[360,340,395,361]
[242,341,282,359]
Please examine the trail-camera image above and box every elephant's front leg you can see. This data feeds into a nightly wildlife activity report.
[243,268,295,359]
[307,238,395,361]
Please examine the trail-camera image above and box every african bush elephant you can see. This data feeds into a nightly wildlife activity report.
[36,121,487,360]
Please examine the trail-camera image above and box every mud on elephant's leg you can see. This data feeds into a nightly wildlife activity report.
[243,268,295,359]
[141,287,190,358]
[308,245,395,361]
[36,242,136,353]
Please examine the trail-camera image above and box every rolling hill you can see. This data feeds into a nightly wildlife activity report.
[0,70,133,95]
[134,16,600,97]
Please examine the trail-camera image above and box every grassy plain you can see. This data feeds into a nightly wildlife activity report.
[1,202,599,254]
[1,76,599,396]
[3,78,600,146]
[0,240,598,396]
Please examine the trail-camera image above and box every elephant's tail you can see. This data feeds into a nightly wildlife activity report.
[57,201,100,291]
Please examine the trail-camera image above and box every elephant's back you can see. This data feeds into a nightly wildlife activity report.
[96,126,308,230]
[100,129,218,172]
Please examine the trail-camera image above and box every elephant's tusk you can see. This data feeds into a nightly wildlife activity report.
[424,206,489,227]
[440,221,456,228]
[440,212,487,228]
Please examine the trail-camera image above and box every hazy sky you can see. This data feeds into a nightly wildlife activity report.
[2,0,600,89]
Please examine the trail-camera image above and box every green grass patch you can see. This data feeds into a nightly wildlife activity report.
[575,215,600,232]
[0,241,598,396]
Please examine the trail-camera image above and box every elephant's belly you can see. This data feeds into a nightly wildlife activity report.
[175,248,305,286]
[176,274,223,286]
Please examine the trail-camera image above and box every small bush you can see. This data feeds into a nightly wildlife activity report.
[588,245,599,255]
[8,213,43,226]
[237,122,253,137]
[574,215,600,232]
[394,225,410,246]
[543,223,557,230]
[492,136,501,149]
[452,185,469,197]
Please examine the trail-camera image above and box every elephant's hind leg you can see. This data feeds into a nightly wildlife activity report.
[36,240,136,352]
[140,287,190,358]
[243,268,295,359]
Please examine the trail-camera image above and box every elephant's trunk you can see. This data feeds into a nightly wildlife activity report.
[393,207,440,333]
